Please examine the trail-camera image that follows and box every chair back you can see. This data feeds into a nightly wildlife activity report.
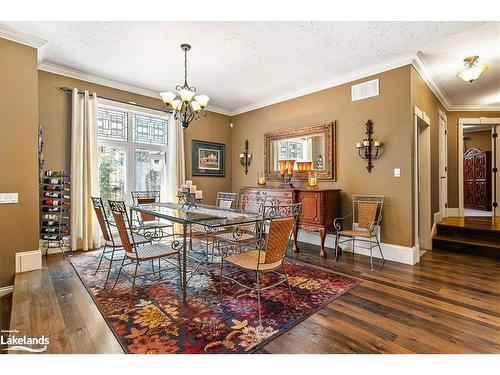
[216,192,238,210]
[91,197,112,242]
[264,217,295,264]
[262,203,301,264]
[352,195,384,230]
[131,191,160,222]
[108,200,136,256]
[238,190,267,214]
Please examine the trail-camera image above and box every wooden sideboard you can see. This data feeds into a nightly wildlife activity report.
[239,187,341,257]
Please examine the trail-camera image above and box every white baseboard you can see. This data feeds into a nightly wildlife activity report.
[296,230,421,265]
[0,285,13,297]
[15,249,42,273]
[446,207,460,216]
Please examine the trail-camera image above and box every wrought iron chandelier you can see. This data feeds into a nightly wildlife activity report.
[160,43,209,128]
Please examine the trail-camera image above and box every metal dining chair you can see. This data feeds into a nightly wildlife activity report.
[191,191,240,261]
[91,197,150,286]
[130,191,175,241]
[220,203,302,327]
[334,195,385,270]
[109,200,182,307]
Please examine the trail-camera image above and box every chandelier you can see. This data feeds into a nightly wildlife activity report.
[160,44,209,128]
[458,56,488,83]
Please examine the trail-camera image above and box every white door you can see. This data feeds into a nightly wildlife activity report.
[438,112,448,218]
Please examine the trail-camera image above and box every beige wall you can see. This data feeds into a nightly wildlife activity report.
[38,70,232,206]
[231,66,414,247]
[410,66,446,218]
[184,113,233,204]
[0,39,39,287]
[446,111,500,208]
[464,130,492,152]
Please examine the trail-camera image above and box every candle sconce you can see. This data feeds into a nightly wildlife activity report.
[239,139,252,175]
[356,119,383,173]
[279,159,295,188]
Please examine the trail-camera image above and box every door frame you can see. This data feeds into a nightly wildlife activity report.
[413,106,432,250]
[458,117,500,216]
[438,109,448,219]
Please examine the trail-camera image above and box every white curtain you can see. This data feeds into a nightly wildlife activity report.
[166,118,186,203]
[70,89,100,251]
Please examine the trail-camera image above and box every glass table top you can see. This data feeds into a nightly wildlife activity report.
[130,202,262,228]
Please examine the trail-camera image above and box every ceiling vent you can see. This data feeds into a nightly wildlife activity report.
[351,78,379,102]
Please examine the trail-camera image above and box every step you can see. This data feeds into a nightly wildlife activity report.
[435,224,500,243]
[432,234,500,257]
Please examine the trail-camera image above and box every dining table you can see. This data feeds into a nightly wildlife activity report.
[130,202,263,302]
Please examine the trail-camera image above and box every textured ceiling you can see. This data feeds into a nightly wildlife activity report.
[1,21,498,113]
[420,22,500,108]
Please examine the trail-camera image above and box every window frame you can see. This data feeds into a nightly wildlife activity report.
[97,98,171,204]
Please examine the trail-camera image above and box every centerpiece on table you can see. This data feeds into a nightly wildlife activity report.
[177,180,203,209]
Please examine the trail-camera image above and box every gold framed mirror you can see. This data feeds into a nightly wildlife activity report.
[264,121,336,181]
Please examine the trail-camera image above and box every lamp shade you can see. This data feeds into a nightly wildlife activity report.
[172,99,182,111]
[179,89,196,102]
[458,64,488,82]
[160,91,177,105]
[194,95,209,108]
[190,101,201,111]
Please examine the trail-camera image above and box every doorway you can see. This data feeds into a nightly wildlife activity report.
[458,118,500,217]
[414,106,432,251]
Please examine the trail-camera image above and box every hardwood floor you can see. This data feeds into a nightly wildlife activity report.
[5,244,500,354]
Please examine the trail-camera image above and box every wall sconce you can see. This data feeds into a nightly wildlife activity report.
[240,139,252,175]
[356,119,382,173]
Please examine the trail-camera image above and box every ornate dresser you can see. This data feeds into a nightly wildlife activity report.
[239,187,341,257]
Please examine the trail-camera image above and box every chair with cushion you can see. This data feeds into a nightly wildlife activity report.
[91,197,150,286]
[130,191,175,241]
[220,203,301,327]
[109,200,181,306]
[334,195,384,270]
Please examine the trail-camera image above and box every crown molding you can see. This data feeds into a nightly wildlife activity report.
[0,25,47,49]
[448,104,500,112]
[37,61,232,116]
[37,57,498,118]
[230,53,416,116]
[411,52,453,111]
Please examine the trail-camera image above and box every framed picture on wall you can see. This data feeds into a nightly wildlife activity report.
[192,140,225,177]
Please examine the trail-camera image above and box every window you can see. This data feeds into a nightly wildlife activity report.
[97,100,169,205]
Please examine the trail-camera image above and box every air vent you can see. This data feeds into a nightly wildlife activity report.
[351,78,379,102]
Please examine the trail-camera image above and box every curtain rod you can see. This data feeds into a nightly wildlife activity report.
[59,87,170,113]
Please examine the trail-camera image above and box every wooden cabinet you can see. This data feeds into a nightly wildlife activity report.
[464,148,492,211]
[239,187,341,257]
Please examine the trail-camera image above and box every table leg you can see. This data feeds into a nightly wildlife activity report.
[293,224,300,253]
[319,228,327,258]
[182,223,187,303]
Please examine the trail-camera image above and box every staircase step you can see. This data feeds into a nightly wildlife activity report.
[432,234,500,257]
[436,224,500,243]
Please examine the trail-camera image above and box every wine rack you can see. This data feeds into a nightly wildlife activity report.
[40,170,71,255]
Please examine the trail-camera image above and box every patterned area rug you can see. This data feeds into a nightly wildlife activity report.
[68,245,359,354]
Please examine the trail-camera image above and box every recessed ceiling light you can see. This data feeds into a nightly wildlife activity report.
[458,56,488,83]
